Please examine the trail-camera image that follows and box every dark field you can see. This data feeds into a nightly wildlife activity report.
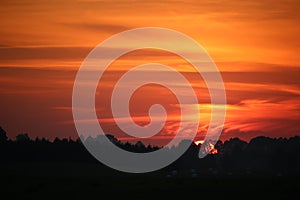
[0,162,299,199]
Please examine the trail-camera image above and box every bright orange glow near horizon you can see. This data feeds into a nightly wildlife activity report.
[1,0,300,144]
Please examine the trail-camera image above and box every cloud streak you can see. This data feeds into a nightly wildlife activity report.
[64,22,130,33]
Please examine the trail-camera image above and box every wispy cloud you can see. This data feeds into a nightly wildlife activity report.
[64,22,130,33]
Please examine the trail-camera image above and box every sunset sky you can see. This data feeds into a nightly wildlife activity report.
[1,0,300,144]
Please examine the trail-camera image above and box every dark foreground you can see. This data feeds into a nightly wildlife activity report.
[0,162,299,199]
[1,133,300,198]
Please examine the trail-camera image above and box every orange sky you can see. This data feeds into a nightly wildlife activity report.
[1,0,300,144]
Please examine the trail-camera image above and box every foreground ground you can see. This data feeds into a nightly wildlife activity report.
[0,162,298,199]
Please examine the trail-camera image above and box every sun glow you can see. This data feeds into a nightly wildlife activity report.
[194,140,218,154]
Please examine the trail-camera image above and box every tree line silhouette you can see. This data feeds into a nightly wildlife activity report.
[1,126,300,177]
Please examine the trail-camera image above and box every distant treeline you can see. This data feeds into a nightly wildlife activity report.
[1,126,300,177]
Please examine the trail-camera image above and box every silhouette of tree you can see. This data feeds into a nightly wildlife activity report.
[106,134,119,144]
[223,137,247,156]
[61,138,68,144]
[53,137,62,144]
[1,124,300,177]
[135,141,145,148]
[214,140,223,153]
[68,137,75,144]
[0,126,8,143]
[15,133,30,143]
